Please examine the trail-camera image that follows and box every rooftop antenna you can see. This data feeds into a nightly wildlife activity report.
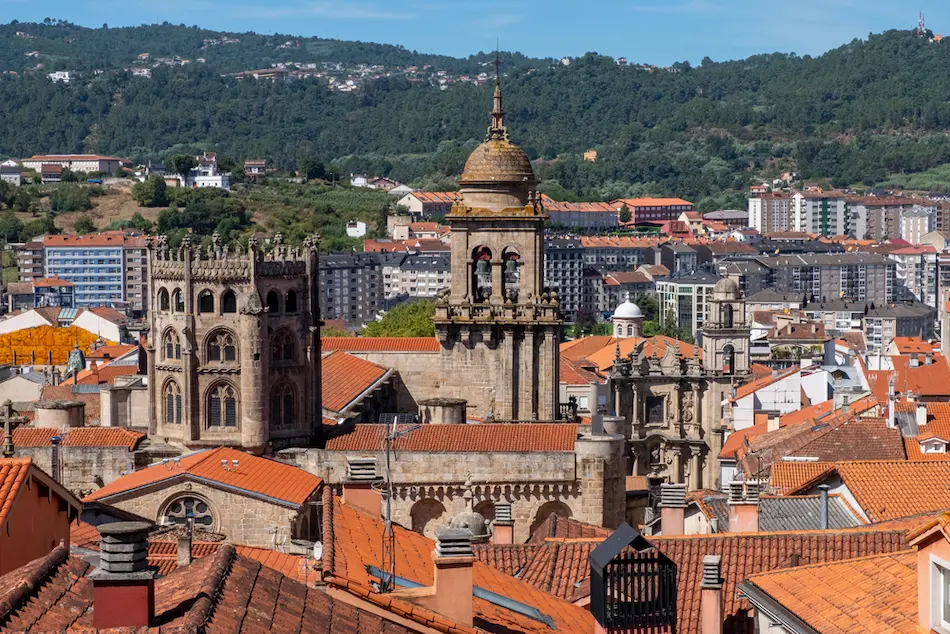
[379,418,421,592]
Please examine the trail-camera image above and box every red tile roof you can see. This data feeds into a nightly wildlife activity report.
[585,335,700,372]
[31,277,73,287]
[770,461,835,494]
[324,423,578,452]
[611,197,693,208]
[43,231,147,248]
[85,343,137,361]
[898,401,950,460]
[559,335,615,361]
[322,336,441,352]
[891,336,939,353]
[13,426,144,450]
[559,355,604,385]
[321,351,391,413]
[472,543,542,576]
[0,459,33,529]
[37,386,99,423]
[732,365,799,401]
[83,447,322,506]
[889,354,950,397]
[528,514,611,543]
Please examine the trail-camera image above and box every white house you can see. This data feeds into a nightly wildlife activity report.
[183,164,230,190]
[729,366,803,430]
[346,221,367,238]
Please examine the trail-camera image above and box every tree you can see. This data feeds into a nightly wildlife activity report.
[132,175,168,207]
[376,204,388,238]
[323,326,353,337]
[168,154,197,177]
[73,215,97,235]
[128,212,154,232]
[299,157,326,180]
[22,214,56,240]
[0,212,23,243]
[50,185,92,212]
[11,190,33,214]
[361,300,435,337]
[618,204,631,224]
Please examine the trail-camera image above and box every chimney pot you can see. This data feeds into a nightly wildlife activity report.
[90,521,155,629]
[818,484,830,530]
[342,456,382,515]
[701,555,723,589]
[660,483,687,535]
[700,555,724,634]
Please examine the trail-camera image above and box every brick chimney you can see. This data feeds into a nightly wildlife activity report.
[700,555,723,634]
[659,483,687,535]
[727,481,759,533]
[392,528,475,627]
[492,502,514,545]
[342,456,381,516]
[89,522,155,629]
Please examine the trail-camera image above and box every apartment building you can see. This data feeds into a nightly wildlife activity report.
[15,241,44,282]
[889,245,938,306]
[610,197,693,224]
[319,253,384,329]
[578,236,656,272]
[900,206,934,244]
[545,200,618,231]
[703,209,749,228]
[20,154,124,174]
[848,196,935,241]
[544,238,584,320]
[748,193,793,233]
[394,191,459,218]
[382,252,450,300]
[754,253,896,305]
[863,300,936,355]
[656,270,719,337]
[791,190,849,236]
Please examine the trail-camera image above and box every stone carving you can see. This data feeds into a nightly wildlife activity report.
[242,290,263,315]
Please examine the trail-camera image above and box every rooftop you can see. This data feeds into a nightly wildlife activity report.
[321,337,441,353]
[321,351,391,414]
[323,423,578,452]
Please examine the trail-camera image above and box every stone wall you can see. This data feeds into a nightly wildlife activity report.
[15,446,135,497]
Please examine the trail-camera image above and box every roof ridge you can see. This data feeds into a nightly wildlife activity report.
[745,548,916,580]
[0,545,73,623]
[321,486,335,575]
[650,526,905,541]
[182,543,236,630]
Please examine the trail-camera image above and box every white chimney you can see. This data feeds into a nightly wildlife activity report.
[917,402,928,428]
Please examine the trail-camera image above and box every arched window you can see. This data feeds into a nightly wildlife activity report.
[206,331,237,362]
[723,344,735,375]
[163,329,181,361]
[626,324,634,337]
[266,290,280,313]
[471,246,492,303]
[271,330,296,363]
[722,303,734,329]
[207,383,237,427]
[270,382,296,429]
[502,247,521,302]
[172,288,184,313]
[198,290,215,314]
[285,290,298,313]
[222,290,237,314]
[162,495,214,528]
[164,381,182,425]
[158,288,170,312]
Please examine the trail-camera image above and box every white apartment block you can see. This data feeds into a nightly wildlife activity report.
[791,191,849,236]
[900,207,934,245]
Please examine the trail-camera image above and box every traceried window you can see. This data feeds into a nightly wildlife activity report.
[271,330,295,363]
[206,331,236,362]
[163,329,181,361]
[163,495,214,528]
[163,381,182,425]
[270,382,295,429]
[207,383,237,427]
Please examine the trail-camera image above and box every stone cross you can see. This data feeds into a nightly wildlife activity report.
[1,400,27,458]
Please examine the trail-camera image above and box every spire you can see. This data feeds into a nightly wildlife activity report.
[487,51,508,141]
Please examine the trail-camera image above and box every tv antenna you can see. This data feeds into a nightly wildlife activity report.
[377,417,421,592]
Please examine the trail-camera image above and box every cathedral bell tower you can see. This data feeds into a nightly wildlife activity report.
[701,277,750,376]
[434,63,561,421]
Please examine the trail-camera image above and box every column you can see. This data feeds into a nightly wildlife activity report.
[499,327,514,420]
[691,446,703,491]
[671,384,681,436]
[146,342,157,435]
[671,444,682,484]
[520,329,535,419]
[491,259,503,305]
[691,386,700,436]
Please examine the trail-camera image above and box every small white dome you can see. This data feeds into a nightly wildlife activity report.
[613,300,643,319]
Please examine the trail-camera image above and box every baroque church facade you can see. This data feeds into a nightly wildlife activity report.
[609,278,750,489]
[146,232,323,454]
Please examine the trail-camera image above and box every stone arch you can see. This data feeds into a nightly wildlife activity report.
[198,289,215,314]
[721,303,734,329]
[162,378,182,425]
[471,245,493,302]
[474,500,496,524]
[205,380,239,428]
[172,288,185,313]
[410,499,447,539]
[266,290,281,313]
[221,289,237,314]
[158,288,170,312]
[501,246,521,302]
[285,290,298,313]
[159,492,217,530]
[530,501,572,536]
[162,327,181,361]
[269,379,296,429]
[270,328,297,363]
[204,328,237,363]
[722,343,735,375]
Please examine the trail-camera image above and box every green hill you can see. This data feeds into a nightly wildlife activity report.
[4,21,950,205]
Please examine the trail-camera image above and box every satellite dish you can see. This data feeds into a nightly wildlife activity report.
[312,541,323,561]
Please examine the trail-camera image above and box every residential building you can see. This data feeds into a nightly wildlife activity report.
[611,197,693,224]
[578,235,656,272]
[658,242,698,275]
[384,252,450,299]
[544,237,584,320]
[889,245,938,306]
[748,192,793,233]
[243,159,266,180]
[703,209,750,228]
[183,163,230,190]
[7,277,76,310]
[656,270,719,336]
[394,191,458,217]
[849,195,935,241]
[802,299,868,336]
[545,200,618,231]
[936,200,950,233]
[40,164,62,183]
[691,241,758,267]
[755,253,896,304]
[791,190,849,236]
[599,271,655,317]
[717,258,772,297]
[864,299,936,354]
[320,253,384,329]
[900,205,934,244]
[678,210,704,235]
[0,165,21,186]
[21,154,124,174]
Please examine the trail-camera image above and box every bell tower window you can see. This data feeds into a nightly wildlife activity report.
[722,344,735,375]
[502,248,521,302]
[472,246,492,302]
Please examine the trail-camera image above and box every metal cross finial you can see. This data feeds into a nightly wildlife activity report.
[2,400,18,458]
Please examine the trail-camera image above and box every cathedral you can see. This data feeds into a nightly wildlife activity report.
[146,232,322,454]
[608,278,750,489]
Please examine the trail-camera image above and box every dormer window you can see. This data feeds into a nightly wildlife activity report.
[921,438,948,454]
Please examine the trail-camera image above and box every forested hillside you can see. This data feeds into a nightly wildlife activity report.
[4,21,950,206]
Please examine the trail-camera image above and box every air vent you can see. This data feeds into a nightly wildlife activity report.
[346,456,378,481]
[435,528,474,558]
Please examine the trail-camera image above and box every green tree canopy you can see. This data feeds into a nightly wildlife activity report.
[168,154,197,177]
[50,185,92,212]
[72,215,97,234]
[361,300,435,337]
[131,175,168,207]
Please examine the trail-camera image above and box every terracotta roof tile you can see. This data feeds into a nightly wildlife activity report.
[13,426,144,450]
[322,337,441,352]
[321,351,391,413]
[585,335,700,373]
[559,336,615,361]
[0,459,33,529]
[472,544,542,577]
[559,355,604,385]
[889,354,950,397]
[743,550,918,633]
[733,365,799,401]
[324,423,578,452]
[749,363,772,379]
[527,514,611,543]
[770,461,835,494]
[83,447,322,506]
[898,401,950,460]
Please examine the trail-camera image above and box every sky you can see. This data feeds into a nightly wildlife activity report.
[0,0,942,65]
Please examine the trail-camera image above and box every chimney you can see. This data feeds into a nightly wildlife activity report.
[926,351,934,365]
[492,502,514,545]
[818,484,830,530]
[728,481,759,533]
[393,528,475,627]
[917,402,928,428]
[910,353,920,368]
[50,435,62,483]
[700,555,723,634]
[90,522,155,629]
[342,456,381,516]
[659,483,687,535]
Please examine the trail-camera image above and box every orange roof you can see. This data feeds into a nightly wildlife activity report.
[749,363,773,379]
[323,492,594,633]
[0,459,33,529]
[779,398,835,426]
[85,343,137,361]
[578,236,661,248]
[83,447,322,506]
[321,351,391,413]
[891,336,937,353]
[13,427,144,450]
[30,278,73,287]
[43,231,146,248]
[407,191,460,204]
[733,365,799,401]
[770,461,835,494]
[544,200,616,213]
[720,424,770,460]
[321,337,441,353]
[324,423,578,452]
[559,355,604,385]
[559,336,615,361]
[585,335,700,372]
[26,154,123,161]
[897,402,950,460]
[611,197,693,208]
[74,359,140,385]
[743,550,918,633]
[890,354,950,397]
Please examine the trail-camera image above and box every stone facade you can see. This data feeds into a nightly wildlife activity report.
[610,279,750,490]
[147,232,322,453]
[97,480,320,549]
[14,446,140,497]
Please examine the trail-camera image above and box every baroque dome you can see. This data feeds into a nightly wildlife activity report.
[460,139,535,184]
[714,277,740,297]
[613,300,643,320]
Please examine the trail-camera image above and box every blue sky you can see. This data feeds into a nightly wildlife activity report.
[0,0,939,65]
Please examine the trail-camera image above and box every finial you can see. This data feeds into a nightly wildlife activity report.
[487,49,508,141]
[3,400,15,458]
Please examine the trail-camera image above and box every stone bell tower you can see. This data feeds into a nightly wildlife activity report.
[434,63,561,421]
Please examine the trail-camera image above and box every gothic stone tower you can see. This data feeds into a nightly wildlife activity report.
[147,232,322,454]
[433,72,561,421]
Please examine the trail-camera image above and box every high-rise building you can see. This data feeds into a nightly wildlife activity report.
[319,253,383,329]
